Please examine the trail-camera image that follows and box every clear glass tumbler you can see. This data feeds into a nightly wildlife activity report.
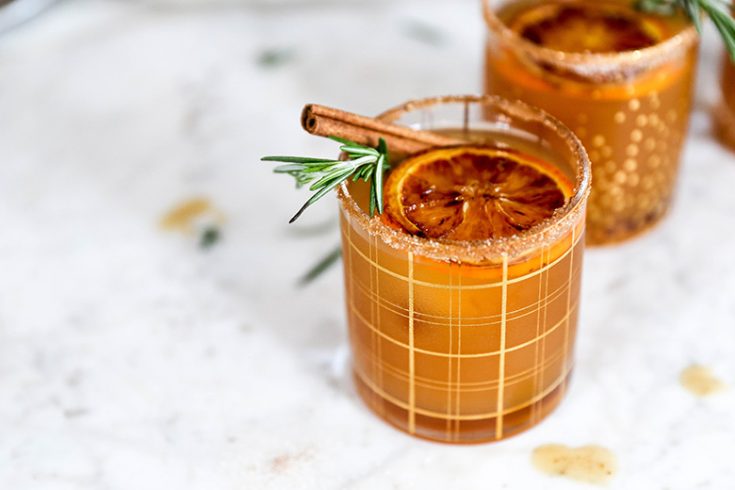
[338,95,591,443]
[483,0,699,245]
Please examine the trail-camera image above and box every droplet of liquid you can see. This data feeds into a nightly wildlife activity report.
[160,197,226,248]
[161,197,215,232]
[680,365,726,397]
[532,444,617,485]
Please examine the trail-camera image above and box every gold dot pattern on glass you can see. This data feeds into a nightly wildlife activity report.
[482,3,699,246]
[580,79,694,244]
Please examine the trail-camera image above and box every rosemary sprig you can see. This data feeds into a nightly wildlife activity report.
[637,0,735,60]
[262,137,390,223]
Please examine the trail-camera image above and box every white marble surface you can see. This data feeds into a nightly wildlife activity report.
[1,1,735,488]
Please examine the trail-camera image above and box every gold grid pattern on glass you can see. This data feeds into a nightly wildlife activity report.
[343,220,583,441]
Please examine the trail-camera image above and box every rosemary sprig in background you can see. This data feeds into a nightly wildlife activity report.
[298,245,342,286]
[262,137,390,223]
[637,0,735,60]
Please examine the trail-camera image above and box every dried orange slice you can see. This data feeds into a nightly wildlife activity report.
[382,146,574,241]
[511,3,661,54]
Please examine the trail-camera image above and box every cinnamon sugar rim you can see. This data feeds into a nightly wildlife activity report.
[482,0,698,79]
[337,95,591,264]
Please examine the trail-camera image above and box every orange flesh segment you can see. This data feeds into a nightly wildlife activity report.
[382,146,574,241]
[510,3,661,53]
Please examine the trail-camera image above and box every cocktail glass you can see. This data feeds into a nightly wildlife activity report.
[338,95,590,443]
[483,0,698,245]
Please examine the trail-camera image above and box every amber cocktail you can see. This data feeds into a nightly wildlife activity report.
[716,52,735,149]
[484,0,698,245]
[338,96,590,443]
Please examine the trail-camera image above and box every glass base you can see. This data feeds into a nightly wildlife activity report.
[354,369,572,444]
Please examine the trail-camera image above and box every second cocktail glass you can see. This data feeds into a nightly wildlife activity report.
[483,0,699,245]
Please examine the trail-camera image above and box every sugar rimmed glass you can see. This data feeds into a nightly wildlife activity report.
[337,95,590,443]
[483,0,699,245]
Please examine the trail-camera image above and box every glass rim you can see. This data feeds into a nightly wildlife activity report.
[337,94,591,264]
[482,0,698,79]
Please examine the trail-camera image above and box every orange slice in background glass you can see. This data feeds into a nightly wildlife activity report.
[510,3,661,54]
[382,146,574,241]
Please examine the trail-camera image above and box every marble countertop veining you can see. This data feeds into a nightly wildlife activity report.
[1,0,734,488]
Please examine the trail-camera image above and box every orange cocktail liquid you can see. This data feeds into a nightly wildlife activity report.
[484,0,697,244]
[338,135,586,443]
[716,53,735,149]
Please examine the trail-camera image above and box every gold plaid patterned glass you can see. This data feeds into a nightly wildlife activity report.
[716,51,735,150]
[338,96,591,443]
[483,0,698,245]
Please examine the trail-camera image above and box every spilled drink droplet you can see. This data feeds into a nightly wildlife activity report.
[532,444,617,485]
[680,365,726,397]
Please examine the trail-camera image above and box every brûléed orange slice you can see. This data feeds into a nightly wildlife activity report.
[511,3,661,54]
[382,146,574,241]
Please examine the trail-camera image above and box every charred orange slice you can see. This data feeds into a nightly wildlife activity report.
[510,3,661,54]
[382,146,574,241]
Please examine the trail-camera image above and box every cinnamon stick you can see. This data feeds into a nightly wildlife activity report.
[301,104,460,156]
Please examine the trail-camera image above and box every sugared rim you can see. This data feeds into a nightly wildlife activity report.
[337,95,591,264]
[482,0,698,80]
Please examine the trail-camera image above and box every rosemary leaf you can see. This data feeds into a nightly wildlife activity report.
[298,246,342,286]
[637,0,735,60]
[263,137,391,223]
[263,156,333,164]
[200,227,221,249]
